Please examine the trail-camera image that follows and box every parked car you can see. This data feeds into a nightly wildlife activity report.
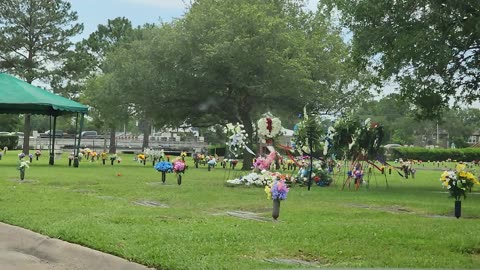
[40,130,64,138]
[81,131,98,138]
[10,131,24,137]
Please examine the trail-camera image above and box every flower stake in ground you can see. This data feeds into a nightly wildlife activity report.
[155,161,173,184]
[207,157,216,171]
[230,159,238,170]
[440,163,480,218]
[35,149,41,160]
[101,152,107,165]
[353,165,364,190]
[91,151,97,162]
[67,152,74,166]
[109,154,117,165]
[137,154,146,165]
[17,156,30,181]
[265,177,289,220]
[173,160,186,185]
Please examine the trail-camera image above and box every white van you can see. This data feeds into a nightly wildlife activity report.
[81,131,98,138]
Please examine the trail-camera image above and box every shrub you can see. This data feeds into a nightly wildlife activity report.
[208,145,226,156]
[0,135,19,150]
[391,147,480,161]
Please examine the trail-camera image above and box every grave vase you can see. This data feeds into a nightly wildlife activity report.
[455,200,461,219]
[272,199,280,220]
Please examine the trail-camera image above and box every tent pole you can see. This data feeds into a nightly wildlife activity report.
[49,115,57,165]
[74,113,85,168]
[48,116,52,162]
[73,113,79,157]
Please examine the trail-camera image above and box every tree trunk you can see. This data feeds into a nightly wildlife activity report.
[109,126,116,154]
[22,114,31,154]
[239,99,254,170]
[142,121,150,152]
[103,129,107,153]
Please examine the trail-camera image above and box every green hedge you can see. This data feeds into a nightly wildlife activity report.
[209,145,226,156]
[0,135,19,150]
[391,147,480,161]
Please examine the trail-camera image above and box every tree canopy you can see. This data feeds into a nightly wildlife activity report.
[102,0,357,168]
[0,0,83,153]
[322,0,480,119]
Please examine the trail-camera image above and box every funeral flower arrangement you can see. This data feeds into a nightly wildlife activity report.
[265,178,289,200]
[253,151,277,171]
[155,161,173,173]
[224,123,248,157]
[207,158,217,166]
[257,114,282,139]
[145,149,165,161]
[297,160,332,187]
[293,110,324,155]
[226,171,290,187]
[173,160,186,173]
[347,118,384,159]
[17,158,30,170]
[137,154,146,161]
[440,163,479,201]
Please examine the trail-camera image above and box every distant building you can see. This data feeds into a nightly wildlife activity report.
[468,129,480,145]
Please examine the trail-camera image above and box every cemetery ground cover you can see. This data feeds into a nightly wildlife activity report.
[0,152,479,269]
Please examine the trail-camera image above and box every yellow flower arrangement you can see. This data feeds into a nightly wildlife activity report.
[440,163,479,200]
[264,185,272,200]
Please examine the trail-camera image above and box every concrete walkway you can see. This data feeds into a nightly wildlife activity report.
[0,222,154,270]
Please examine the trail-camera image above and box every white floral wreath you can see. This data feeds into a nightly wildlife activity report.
[257,115,282,139]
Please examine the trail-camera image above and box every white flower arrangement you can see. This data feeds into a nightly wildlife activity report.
[224,123,248,157]
[145,149,165,160]
[324,126,336,155]
[226,172,262,186]
[257,115,282,139]
[18,160,30,169]
[226,171,284,187]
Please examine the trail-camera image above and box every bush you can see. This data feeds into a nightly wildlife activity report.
[0,135,19,150]
[208,145,226,156]
[391,147,480,161]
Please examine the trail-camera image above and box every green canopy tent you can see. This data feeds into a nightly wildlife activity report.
[0,73,88,167]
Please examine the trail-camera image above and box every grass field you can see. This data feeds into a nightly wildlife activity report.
[0,152,479,269]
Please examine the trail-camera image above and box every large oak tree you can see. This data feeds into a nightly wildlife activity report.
[160,0,355,169]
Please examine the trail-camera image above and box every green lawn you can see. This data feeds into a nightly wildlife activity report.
[0,152,479,269]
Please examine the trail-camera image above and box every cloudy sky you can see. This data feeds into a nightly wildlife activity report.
[69,0,319,39]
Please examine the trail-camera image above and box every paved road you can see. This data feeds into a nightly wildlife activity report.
[0,222,154,270]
